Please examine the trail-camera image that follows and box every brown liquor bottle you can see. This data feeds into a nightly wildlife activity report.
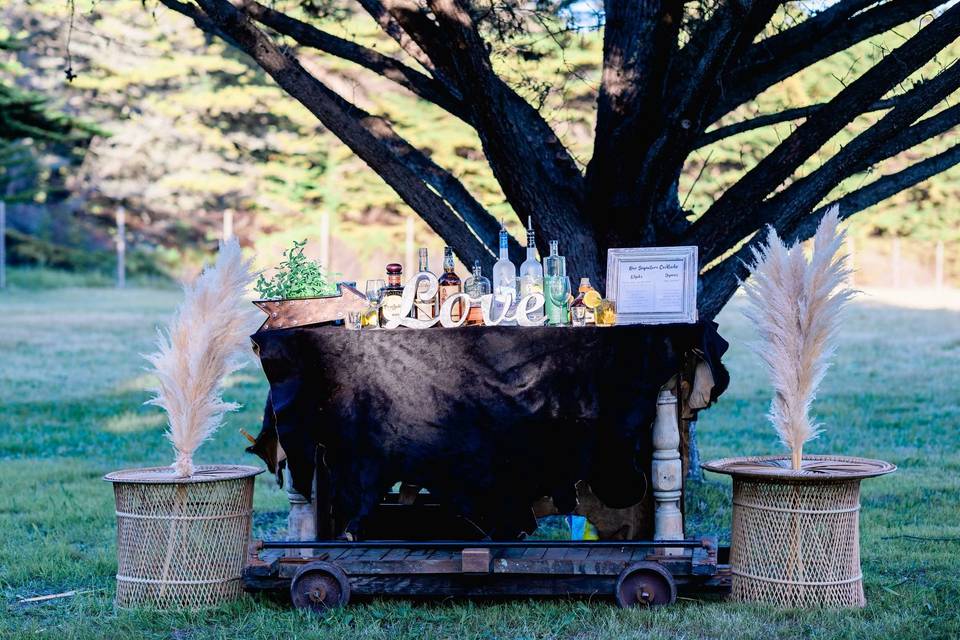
[379,263,405,326]
[437,246,463,322]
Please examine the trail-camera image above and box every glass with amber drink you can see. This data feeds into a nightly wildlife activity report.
[595,299,617,326]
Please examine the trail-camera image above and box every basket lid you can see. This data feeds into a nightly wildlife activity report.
[104,464,264,484]
[701,455,895,482]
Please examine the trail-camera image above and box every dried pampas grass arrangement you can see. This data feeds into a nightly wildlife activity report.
[146,238,259,477]
[742,205,853,470]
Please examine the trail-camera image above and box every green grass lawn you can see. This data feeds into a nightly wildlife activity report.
[1,286,958,639]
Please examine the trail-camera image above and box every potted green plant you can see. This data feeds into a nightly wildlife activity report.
[104,239,262,608]
[703,207,894,608]
[252,239,365,330]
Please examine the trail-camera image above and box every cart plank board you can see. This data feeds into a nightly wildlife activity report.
[244,538,731,604]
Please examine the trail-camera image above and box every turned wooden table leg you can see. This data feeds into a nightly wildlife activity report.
[653,386,684,556]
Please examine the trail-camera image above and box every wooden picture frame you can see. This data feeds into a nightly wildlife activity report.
[605,246,698,325]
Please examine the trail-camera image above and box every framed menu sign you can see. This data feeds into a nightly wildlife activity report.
[606,246,698,325]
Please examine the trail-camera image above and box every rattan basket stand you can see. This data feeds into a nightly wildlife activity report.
[103,239,264,609]
[702,210,897,607]
[702,455,894,607]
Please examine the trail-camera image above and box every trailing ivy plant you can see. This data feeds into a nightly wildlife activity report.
[254,240,340,300]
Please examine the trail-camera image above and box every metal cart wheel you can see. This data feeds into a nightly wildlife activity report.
[614,562,677,608]
[290,561,351,612]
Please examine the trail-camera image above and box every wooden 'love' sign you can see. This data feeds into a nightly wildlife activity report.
[383,273,545,329]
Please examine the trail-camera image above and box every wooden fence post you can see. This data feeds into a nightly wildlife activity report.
[935,240,945,290]
[0,200,6,290]
[319,210,330,268]
[116,207,126,289]
[892,237,901,288]
[405,216,415,276]
[222,209,234,242]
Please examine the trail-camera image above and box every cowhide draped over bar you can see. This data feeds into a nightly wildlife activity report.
[248,323,728,539]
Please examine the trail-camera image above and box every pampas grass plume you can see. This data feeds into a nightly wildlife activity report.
[145,238,259,477]
[742,206,853,470]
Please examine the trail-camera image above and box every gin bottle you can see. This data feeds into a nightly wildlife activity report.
[519,217,544,321]
[463,260,490,326]
[414,247,438,321]
[543,241,567,326]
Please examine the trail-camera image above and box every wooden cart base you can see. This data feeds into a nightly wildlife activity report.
[244,538,731,611]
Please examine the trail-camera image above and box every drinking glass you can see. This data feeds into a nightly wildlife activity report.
[596,299,617,326]
[346,310,362,330]
[365,279,385,306]
[547,276,571,326]
[364,279,385,329]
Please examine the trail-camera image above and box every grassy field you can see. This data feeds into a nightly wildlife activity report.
[1,284,958,639]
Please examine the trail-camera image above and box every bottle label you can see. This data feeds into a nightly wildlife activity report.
[415,279,435,319]
[439,284,462,321]
[381,295,403,321]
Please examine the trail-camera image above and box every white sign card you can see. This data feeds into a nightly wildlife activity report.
[605,246,698,325]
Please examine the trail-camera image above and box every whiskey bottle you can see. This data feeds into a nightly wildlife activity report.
[437,246,463,322]
[576,277,598,324]
[379,263,405,326]
[414,247,438,321]
[463,260,490,326]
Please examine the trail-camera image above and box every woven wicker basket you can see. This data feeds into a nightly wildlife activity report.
[702,455,895,608]
[104,464,262,609]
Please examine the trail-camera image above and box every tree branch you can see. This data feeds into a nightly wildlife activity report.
[235,0,467,119]
[162,0,498,270]
[406,0,603,284]
[696,98,900,149]
[365,114,523,263]
[685,4,960,263]
[629,0,782,241]
[354,0,440,76]
[741,60,960,248]
[712,0,947,121]
[698,141,960,319]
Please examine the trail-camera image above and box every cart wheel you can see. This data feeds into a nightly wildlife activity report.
[290,561,351,612]
[614,562,676,608]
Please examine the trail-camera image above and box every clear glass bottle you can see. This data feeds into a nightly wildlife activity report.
[414,247,438,321]
[491,220,517,303]
[518,217,544,321]
[491,221,517,325]
[379,263,405,325]
[463,260,490,326]
[543,240,567,326]
[437,246,463,322]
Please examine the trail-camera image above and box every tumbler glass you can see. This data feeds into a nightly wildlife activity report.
[346,310,362,330]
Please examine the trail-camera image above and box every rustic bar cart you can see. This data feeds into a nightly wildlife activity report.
[243,323,732,609]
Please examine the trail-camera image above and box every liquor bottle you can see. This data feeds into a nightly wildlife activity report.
[543,240,567,325]
[492,219,517,299]
[413,247,438,321]
[379,263,405,326]
[437,246,463,322]
[576,277,599,324]
[518,217,544,321]
[463,260,490,326]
